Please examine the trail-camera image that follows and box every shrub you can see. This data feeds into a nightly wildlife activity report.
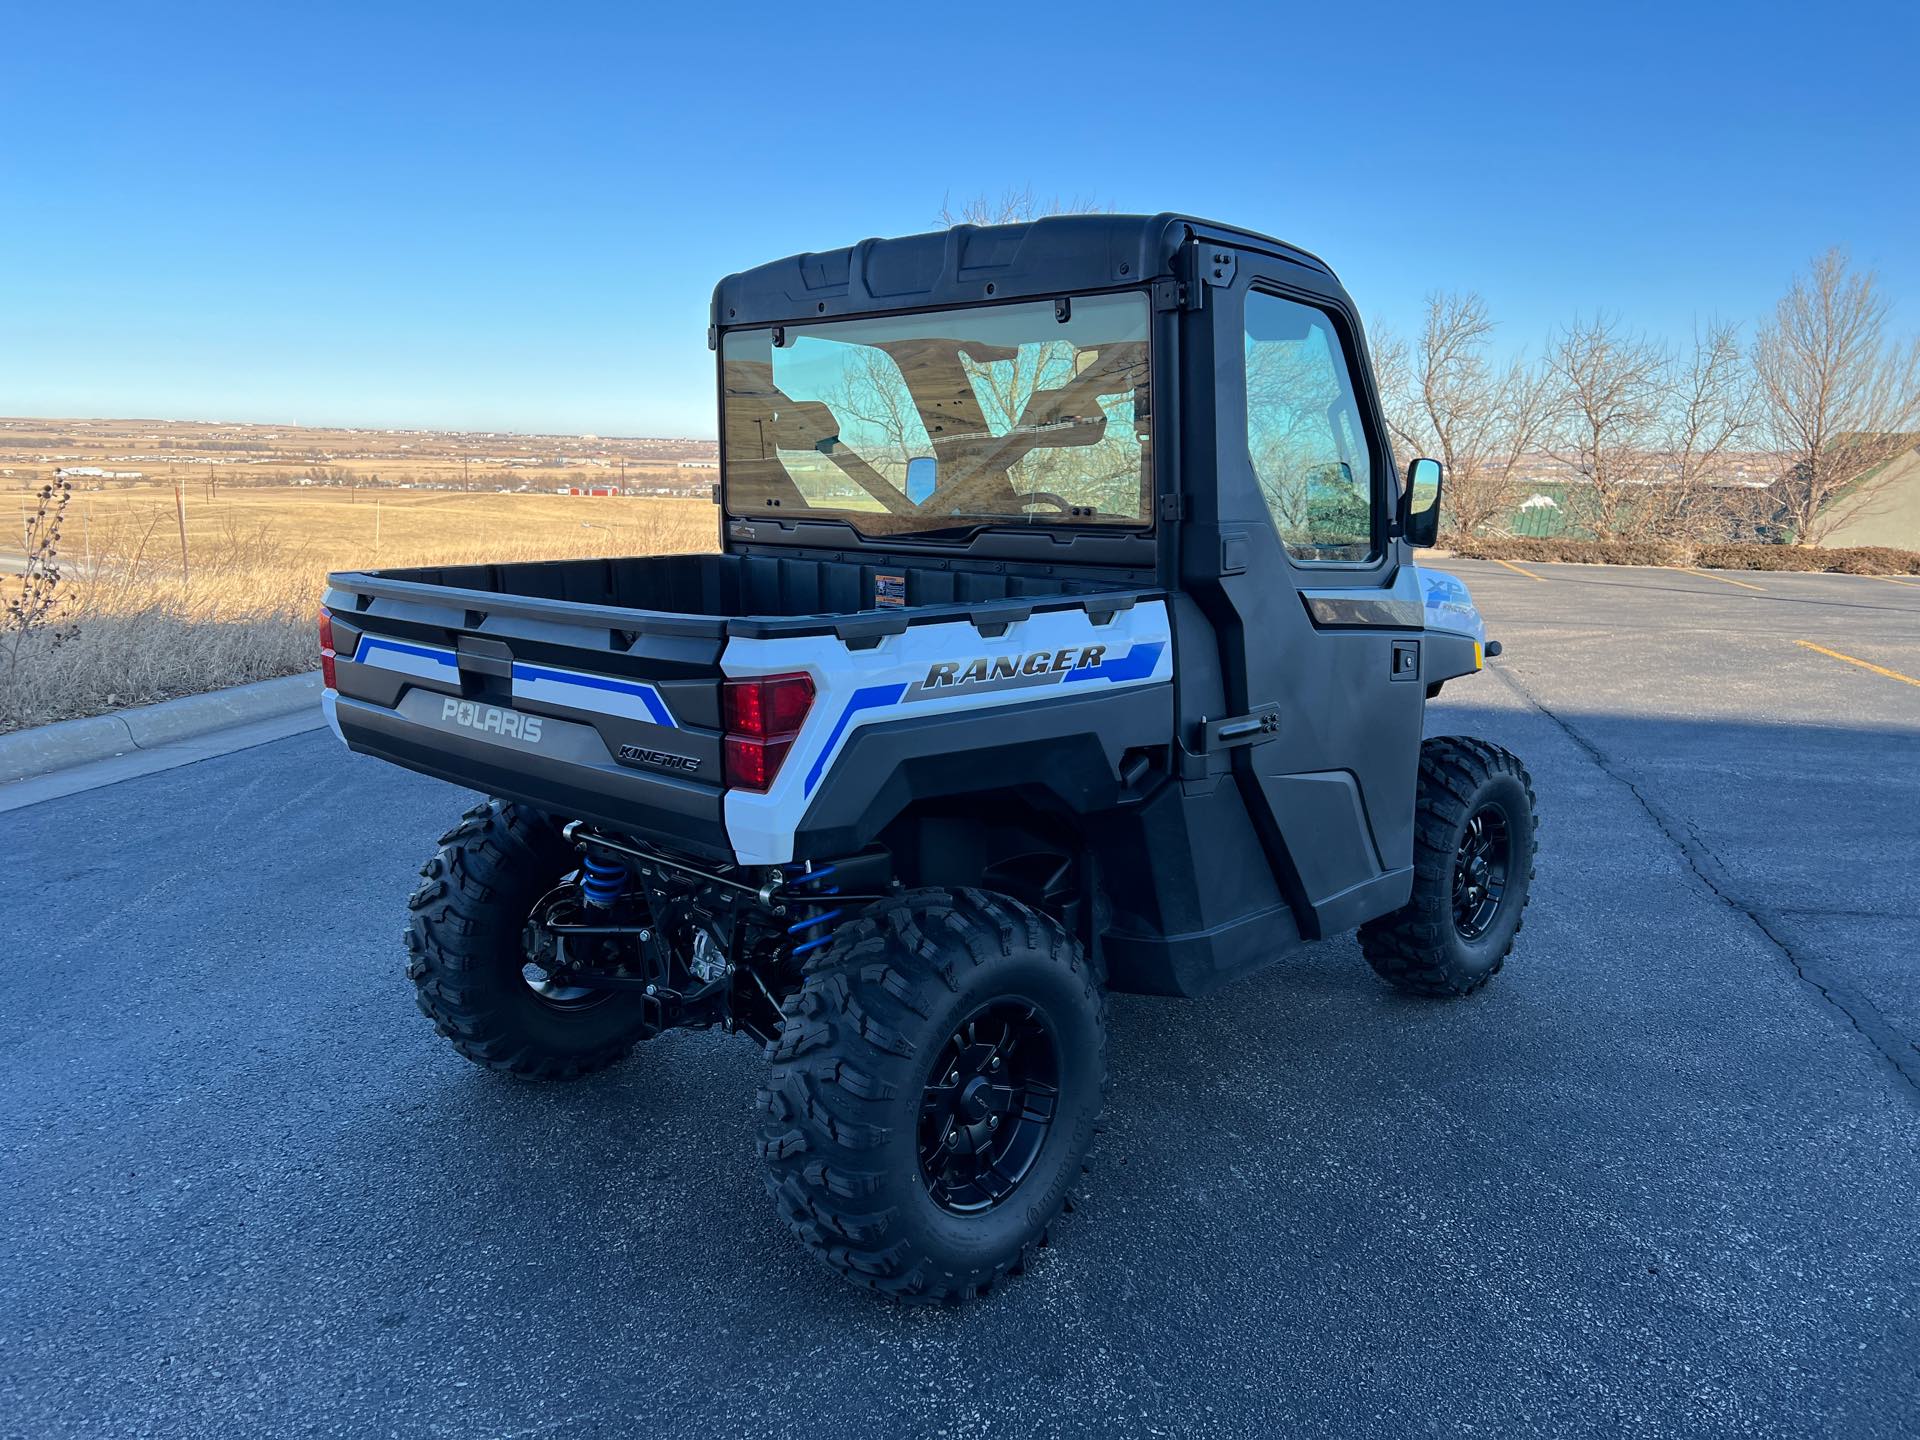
[2,479,80,686]
[1446,536,1920,575]
[1693,543,1920,574]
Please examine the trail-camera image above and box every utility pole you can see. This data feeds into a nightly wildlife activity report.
[174,478,190,582]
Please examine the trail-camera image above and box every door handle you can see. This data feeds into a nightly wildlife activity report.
[1197,706,1281,752]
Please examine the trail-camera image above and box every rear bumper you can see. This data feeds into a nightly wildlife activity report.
[334,693,733,861]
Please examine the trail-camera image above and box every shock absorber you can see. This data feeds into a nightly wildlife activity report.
[580,852,629,909]
[783,862,843,957]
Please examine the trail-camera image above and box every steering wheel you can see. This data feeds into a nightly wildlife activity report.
[1020,492,1074,514]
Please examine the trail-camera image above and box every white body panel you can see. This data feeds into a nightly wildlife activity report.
[1415,565,1486,644]
[720,600,1174,866]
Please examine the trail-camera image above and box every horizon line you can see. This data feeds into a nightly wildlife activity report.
[0,414,720,443]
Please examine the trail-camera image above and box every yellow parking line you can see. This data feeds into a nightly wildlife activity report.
[1677,567,1766,592]
[1794,641,1920,689]
[1859,572,1920,588]
[1489,557,1548,582]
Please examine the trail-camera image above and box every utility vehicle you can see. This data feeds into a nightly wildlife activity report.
[322,214,1537,1304]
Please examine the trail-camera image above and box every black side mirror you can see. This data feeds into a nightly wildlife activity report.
[1404,457,1443,548]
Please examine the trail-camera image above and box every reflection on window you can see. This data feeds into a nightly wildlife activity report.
[721,293,1151,538]
[1243,292,1377,563]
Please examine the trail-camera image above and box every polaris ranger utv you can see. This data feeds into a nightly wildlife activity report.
[322,214,1537,1304]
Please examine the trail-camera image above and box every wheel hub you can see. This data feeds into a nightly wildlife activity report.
[958,1073,996,1121]
[918,1003,1059,1215]
[519,884,617,1012]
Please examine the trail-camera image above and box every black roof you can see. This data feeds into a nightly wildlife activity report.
[710,212,1335,331]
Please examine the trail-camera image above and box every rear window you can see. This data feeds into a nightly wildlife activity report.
[720,292,1152,539]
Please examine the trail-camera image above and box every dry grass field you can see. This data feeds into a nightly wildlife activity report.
[1,484,715,733]
[0,414,716,497]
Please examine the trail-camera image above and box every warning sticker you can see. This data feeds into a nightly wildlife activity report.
[875,573,907,608]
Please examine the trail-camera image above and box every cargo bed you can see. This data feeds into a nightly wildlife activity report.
[322,551,1160,860]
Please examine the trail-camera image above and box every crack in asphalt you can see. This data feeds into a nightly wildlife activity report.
[1769,906,1910,921]
[1487,662,1920,1105]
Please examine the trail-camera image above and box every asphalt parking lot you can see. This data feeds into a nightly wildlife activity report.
[3,560,1918,1438]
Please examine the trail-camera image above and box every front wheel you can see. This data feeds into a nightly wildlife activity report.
[755,889,1107,1304]
[1359,737,1538,997]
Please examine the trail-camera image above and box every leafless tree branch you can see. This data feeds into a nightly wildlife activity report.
[937,187,1110,228]
[1375,292,1549,538]
[1752,248,1920,544]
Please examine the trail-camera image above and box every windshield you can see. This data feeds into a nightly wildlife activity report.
[720,292,1152,539]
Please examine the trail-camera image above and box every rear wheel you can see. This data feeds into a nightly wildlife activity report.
[756,889,1107,1304]
[405,799,655,1078]
[1359,737,1538,997]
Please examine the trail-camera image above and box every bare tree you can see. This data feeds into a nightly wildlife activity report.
[1752,248,1920,544]
[1541,314,1674,540]
[1375,293,1551,538]
[1537,314,1767,544]
[938,186,1109,227]
[1656,320,1756,541]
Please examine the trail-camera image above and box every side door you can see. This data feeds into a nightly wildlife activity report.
[1186,254,1424,937]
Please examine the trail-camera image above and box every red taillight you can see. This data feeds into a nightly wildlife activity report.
[724,734,795,791]
[319,608,338,689]
[722,672,813,791]
[724,672,814,738]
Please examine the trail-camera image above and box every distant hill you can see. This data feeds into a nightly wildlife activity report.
[1818,444,1920,550]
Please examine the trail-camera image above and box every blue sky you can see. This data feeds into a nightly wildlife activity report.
[2,1,1915,438]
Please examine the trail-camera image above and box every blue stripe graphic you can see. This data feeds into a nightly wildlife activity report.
[1065,640,1164,684]
[511,662,676,728]
[354,636,457,669]
[804,682,906,795]
[351,639,676,728]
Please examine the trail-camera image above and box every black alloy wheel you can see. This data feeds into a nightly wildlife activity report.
[1357,736,1539,998]
[917,1002,1060,1215]
[756,888,1108,1304]
[1451,805,1512,941]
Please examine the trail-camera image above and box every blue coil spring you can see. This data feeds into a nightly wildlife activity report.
[784,864,843,956]
[580,853,628,908]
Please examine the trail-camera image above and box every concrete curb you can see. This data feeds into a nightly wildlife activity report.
[0,672,322,784]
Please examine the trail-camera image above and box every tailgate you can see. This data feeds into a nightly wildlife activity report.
[322,572,732,858]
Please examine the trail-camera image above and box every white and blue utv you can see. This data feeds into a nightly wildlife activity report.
[324,214,1537,1304]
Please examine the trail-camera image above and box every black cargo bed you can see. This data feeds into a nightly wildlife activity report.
[329,551,1149,643]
